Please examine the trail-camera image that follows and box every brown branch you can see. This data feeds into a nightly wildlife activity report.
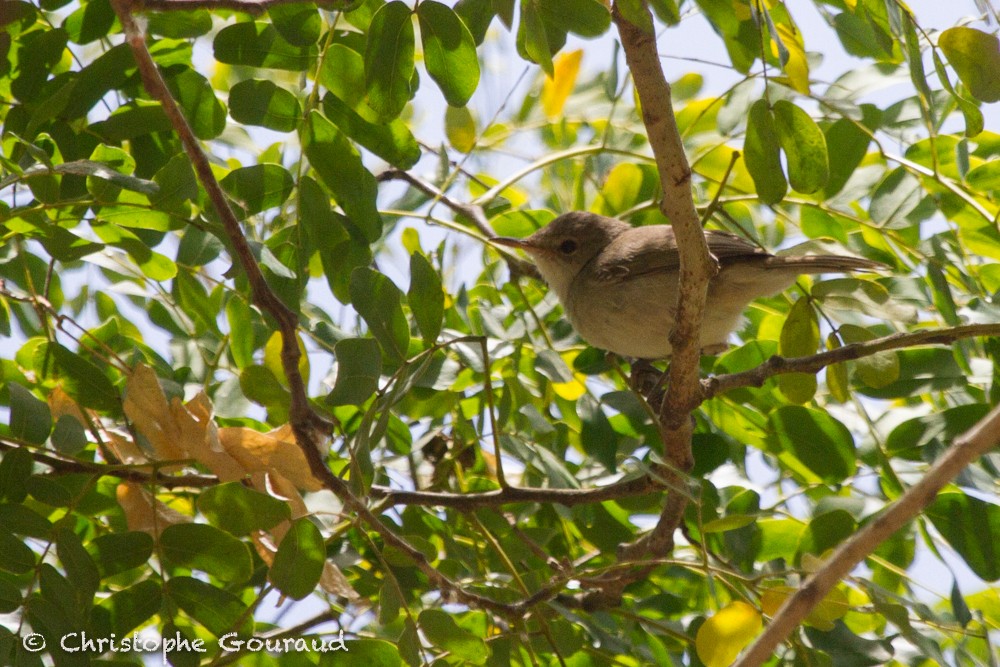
[8,432,662,510]
[735,401,1000,667]
[0,439,217,488]
[108,0,521,618]
[377,168,492,238]
[703,324,1000,401]
[612,0,715,559]
[377,168,539,279]
[369,473,661,509]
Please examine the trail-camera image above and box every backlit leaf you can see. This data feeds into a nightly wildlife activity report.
[696,601,762,667]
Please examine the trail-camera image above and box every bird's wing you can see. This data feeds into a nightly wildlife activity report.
[592,227,770,281]
[704,230,771,263]
[591,225,680,281]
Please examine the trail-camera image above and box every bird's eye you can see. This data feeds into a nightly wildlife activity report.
[558,239,577,254]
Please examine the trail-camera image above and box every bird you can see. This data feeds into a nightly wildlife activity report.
[492,211,886,359]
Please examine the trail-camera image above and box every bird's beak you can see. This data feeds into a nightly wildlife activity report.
[490,236,529,249]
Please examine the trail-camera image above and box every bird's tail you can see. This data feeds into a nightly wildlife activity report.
[763,254,888,274]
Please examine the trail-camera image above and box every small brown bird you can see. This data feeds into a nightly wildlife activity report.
[493,211,885,359]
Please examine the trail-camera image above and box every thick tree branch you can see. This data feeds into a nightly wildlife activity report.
[612,0,715,558]
[735,402,1000,667]
[704,324,1000,400]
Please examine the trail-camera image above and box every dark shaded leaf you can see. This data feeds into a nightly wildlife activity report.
[770,406,856,482]
[197,482,291,536]
[364,1,415,119]
[269,518,326,600]
[160,523,253,583]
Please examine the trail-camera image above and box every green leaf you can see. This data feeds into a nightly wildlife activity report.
[518,0,553,76]
[90,580,161,637]
[797,509,855,561]
[8,383,52,445]
[578,394,617,471]
[539,0,611,38]
[87,532,154,578]
[169,68,226,140]
[226,297,256,369]
[778,297,819,404]
[773,100,829,194]
[770,406,856,483]
[228,79,301,132]
[364,1,415,120]
[269,518,326,600]
[408,252,444,346]
[268,2,322,45]
[927,492,1000,581]
[744,99,787,204]
[0,527,35,574]
[160,523,253,583]
[869,166,923,228]
[25,475,72,507]
[445,104,477,152]
[50,415,88,454]
[303,111,383,241]
[213,21,317,70]
[62,0,115,44]
[148,9,213,38]
[321,94,420,168]
[55,528,100,597]
[418,609,489,664]
[220,164,295,219]
[823,117,871,198]
[0,576,22,613]
[240,364,291,412]
[343,639,403,665]
[939,27,1000,103]
[327,338,383,406]
[0,503,53,538]
[197,482,291,536]
[350,267,410,362]
[165,576,253,637]
[318,43,368,112]
[0,447,33,503]
[37,343,119,412]
[417,1,480,107]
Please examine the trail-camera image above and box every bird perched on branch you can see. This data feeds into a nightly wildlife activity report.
[492,211,885,359]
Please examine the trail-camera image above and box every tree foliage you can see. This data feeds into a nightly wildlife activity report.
[1,0,1000,665]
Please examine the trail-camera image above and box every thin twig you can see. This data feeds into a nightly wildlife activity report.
[703,324,1000,400]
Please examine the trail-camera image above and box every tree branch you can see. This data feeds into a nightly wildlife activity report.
[108,0,518,619]
[735,401,1000,667]
[612,0,715,558]
[370,473,661,509]
[703,324,1000,400]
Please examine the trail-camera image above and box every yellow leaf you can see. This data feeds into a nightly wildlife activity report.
[541,49,583,118]
[47,386,87,424]
[264,331,310,389]
[761,584,851,630]
[123,364,191,463]
[445,105,477,153]
[696,601,762,667]
[776,23,810,94]
[116,482,191,537]
[218,424,323,491]
[598,163,645,215]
